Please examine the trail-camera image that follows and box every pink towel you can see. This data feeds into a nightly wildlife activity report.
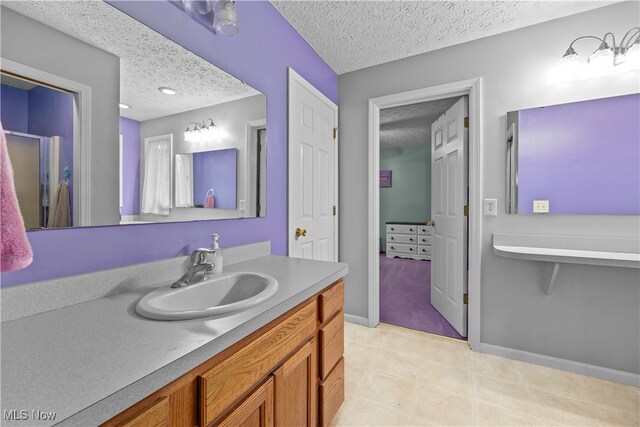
[1,121,33,272]
[205,189,215,209]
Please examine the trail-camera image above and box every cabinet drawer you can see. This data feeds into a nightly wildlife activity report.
[386,224,417,235]
[118,397,168,427]
[319,280,344,324]
[418,245,432,256]
[387,243,418,255]
[418,226,433,236]
[199,301,316,425]
[387,234,417,245]
[319,358,344,427]
[319,311,344,380]
[418,235,432,245]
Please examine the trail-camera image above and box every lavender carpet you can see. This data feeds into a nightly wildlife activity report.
[380,254,464,340]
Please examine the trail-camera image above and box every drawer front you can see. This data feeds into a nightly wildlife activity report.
[387,234,417,245]
[418,226,434,236]
[386,224,417,235]
[199,301,317,425]
[418,235,432,245]
[319,311,344,380]
[319,358,345,427]
[119,398,168,427]
[387,243,418,255]
[319,280,344,324]
[418,245,432,256]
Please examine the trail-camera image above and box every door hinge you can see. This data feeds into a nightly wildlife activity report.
[463,293,469,304]
[333,205,337,216]
[464,204,469,217]
[464,117,469,128]
[333,127,338,140]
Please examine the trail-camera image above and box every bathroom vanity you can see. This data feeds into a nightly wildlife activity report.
[0,243,348,427]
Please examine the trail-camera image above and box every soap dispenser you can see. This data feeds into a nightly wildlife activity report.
[211,233,223,273]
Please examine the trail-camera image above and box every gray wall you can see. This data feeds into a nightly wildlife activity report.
[1,7,120,226]
[339,1,640,374]
[139,94,266,222]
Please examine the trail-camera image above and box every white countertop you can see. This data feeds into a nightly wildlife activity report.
[0,255,348,426]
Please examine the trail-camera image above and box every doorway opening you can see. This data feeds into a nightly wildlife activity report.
[368,79,483,349]
[379,96,466,340]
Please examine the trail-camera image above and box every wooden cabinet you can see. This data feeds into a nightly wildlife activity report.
[103,279,344,427]
[218,378,274,427]
[274,340,316,427]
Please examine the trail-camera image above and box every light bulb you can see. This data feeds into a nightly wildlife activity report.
[625,41,640,71]
[213,0,238,36]
[555,47,582,82]
[588,43,614,77]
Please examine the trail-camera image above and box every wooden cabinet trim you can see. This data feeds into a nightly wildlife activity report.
[318,280,344,324]
[319,311,344,380]
[217,377,274,427]
[116,397,169,427]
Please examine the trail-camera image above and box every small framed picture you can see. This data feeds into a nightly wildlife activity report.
[380,170,392,188]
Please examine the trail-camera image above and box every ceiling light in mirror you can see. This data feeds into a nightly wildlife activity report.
[213,0,238,36]
[159,87,178,95]
[119,103,130,109]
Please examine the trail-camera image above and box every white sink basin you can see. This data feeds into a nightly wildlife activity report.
[136,272,278,320]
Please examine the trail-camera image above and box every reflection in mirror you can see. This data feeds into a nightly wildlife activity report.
[1,1,266,230]
[506,93,639,215]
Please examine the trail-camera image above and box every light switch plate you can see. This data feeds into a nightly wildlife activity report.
[483,199,498,216]
[533,200,549,213]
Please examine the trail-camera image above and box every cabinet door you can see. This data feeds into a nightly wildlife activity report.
[118,397,168,427]
[217,378,274,427]
[273,340,317,427]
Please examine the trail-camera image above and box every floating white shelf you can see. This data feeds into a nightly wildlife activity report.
[493,233,640,294]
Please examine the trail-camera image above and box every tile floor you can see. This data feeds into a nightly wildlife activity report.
[332,322,640,427]
[380,255,463,340]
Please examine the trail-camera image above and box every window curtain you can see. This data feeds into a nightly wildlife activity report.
[174,153,194,208]
[141,137,171,215]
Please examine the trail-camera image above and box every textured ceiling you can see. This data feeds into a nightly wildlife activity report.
[271,0,617,74]
[380,97,460,150]
[3,1,259,121]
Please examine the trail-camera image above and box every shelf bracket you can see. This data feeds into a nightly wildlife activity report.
[544,262,561,295]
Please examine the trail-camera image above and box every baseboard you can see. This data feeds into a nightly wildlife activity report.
[478,342,640,387]
[344,313,369,327]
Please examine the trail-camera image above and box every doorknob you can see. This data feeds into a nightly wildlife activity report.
[295,228,307,238]
[426,219,435,227]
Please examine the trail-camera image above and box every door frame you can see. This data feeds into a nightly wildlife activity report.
[287,67,339,261]
[367,78,483,349]
[2,58,92,227]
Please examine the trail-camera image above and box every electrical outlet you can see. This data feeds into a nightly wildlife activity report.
[239,199,245,211]
[533,200,549,213]
[483,198,498,216]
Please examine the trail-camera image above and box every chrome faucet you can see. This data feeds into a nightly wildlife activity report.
[171,248,216,288]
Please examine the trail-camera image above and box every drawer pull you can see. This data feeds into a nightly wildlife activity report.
[409,238,413,242]
[409,248,413,251]
[390,237,394,240]
[409,228,414,232]
[391,227,394,231]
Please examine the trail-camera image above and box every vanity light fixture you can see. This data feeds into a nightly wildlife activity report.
[184,118,223,143]
[118,103,130,109]
[556,27,640,82]
[213,0,238,36]
[159,87,178,95]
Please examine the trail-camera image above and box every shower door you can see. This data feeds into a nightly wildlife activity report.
[5,131,54,229]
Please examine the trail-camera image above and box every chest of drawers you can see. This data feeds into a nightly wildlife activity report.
[386,223,434,261]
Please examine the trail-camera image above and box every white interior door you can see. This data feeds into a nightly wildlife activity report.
[431,97,468,337]
[288,69,338,261]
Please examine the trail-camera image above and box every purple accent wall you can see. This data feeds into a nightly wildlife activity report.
[1,0,337,287]
[1,84,29,133]
[119,117,141,216]
[518,93,640,214]
[28,86,75,214]
[193,148,237,209]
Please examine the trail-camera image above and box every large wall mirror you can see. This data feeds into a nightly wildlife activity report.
[506,93,639,215]
[1,1,267,230]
